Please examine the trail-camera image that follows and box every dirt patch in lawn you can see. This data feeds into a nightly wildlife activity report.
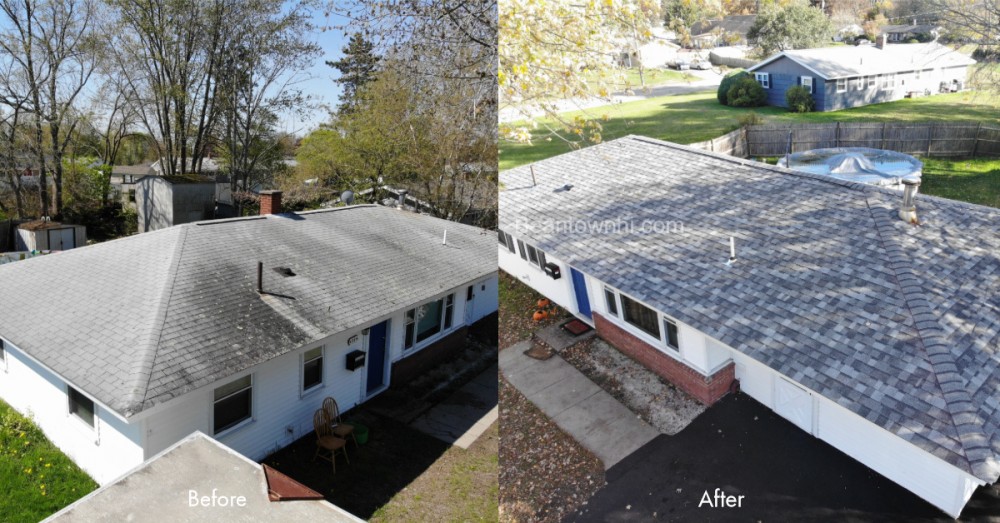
[499,271,566,350]
[370,421,498,522]
[499,377,604,523]
[562,338,705,435]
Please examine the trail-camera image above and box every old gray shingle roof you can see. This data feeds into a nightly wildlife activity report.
[499,136,1000,482]
[0,205,495,418]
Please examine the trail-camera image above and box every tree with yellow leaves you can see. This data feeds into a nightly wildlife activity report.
[499,0,661,145]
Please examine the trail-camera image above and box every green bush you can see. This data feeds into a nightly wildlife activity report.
[717,70,748,106]
[727,76,767,107]
[785,85,815,113]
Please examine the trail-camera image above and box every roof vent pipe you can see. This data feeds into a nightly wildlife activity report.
[257,261,263,294]
[899,179,920,223]
[397,189,408,209]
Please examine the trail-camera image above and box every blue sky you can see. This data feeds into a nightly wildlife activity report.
[278,10,351,134]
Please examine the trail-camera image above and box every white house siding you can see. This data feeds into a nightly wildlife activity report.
[730,347,981,517]
[0,341,144,485]
[467,274,499,324]
[499,241,580,319]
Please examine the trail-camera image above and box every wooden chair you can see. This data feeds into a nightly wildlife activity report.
[323,396,358,448]
[312,409,349,473]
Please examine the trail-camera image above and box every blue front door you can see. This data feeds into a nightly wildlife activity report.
[570,267,592,319]
[367,320,388,395]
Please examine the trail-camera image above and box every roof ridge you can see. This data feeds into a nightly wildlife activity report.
[865,196,998,481]
[126,226,189,417]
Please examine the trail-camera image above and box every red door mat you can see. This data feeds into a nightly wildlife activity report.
[561,319,593,336]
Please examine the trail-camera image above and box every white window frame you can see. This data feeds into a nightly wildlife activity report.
[881,73,896,90]
[663,318,680,352]
[868,75,877,89]
[522,242,547,271]
[67,386,96,430]
[301,346,324,395]
[404,292,457,351]
[604,287,619,317]
[836,78,847,93]
[801,76,813,94]
[754,72,770,89]
[855,76,864,90]
[605,285,685,358]
[213,374,254,437]
[497,229,514,253]
[914,69,921,80]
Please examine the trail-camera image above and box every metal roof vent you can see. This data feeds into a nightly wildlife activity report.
[899,179,920,224]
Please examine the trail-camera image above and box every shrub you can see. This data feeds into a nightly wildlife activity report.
[785,85,815,113]
[736,112,765,127]
[727,76,767,107]
[717,70,748,106]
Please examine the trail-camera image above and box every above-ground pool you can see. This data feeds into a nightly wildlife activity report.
[777,147,922,189]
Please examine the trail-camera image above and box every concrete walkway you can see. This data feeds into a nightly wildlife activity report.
[500,341,659,469]
[410,364,498,449]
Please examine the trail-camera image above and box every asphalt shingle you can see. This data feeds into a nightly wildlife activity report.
[499,136,1000,482]
[0,205,496,418]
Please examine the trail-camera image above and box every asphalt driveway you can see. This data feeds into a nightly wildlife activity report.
[567,392,1000,522]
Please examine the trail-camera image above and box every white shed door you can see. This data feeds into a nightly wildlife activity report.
[47,227,75,250]
[775,377,813,434]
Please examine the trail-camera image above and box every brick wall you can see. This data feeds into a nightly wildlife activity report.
[593,312,734,405]
[390,326,469,386]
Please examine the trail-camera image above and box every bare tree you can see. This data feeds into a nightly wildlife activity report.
[216,0,319,206]
[0,0,99,218]
[108,0,231,177]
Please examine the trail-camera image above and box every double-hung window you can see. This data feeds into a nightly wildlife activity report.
[754,72,770,89]
[523,243,547,270]
[444,294,455,329]
[214,375,252,435]
[868,75,876,89]
[836,78,847,93]
[664,319,680,351]
[801,76,813,94]
[604,287,619,317]
[497,229,515,253]
[302,347,323,392]
[68,387,95,427]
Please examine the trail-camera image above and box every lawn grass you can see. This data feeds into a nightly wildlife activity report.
[920,157,1000,208]
[500,90,1000,171]
[0,399,98,522]
[369,422,498,522]
[583,67,698,91]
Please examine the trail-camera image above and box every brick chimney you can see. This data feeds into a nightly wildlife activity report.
[260,190,282,215]
[876,34,888,49]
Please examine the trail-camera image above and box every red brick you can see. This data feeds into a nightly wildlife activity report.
[593,313,734,405]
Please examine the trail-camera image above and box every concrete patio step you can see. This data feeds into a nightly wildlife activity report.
[500,341,659,469]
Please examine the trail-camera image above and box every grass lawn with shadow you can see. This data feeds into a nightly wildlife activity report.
[0,399,98,523]
[921,157,1000,208]
[500,90,1000,171]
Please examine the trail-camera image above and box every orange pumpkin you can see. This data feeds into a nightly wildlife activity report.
[537,298,551,308]
[532,310,548,321]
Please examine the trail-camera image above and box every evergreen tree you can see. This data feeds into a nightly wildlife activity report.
[326,33,380,115]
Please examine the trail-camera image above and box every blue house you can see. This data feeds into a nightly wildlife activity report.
[746,41,975,111]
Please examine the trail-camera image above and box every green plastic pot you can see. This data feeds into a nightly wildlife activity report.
[348,422,369,445]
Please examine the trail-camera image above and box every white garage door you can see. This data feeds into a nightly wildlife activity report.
[775,377,813,434]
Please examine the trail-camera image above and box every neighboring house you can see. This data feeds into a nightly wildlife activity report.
[882,21,943,42]
[690,15,756,49]
[136,175,218,232]
[0,197,497,485]
[45,432,363,522]
[746,41,975,111]
[499,136,1000,518]
[110,163,154,206]
[15,220,86,251]
[150,156,222,176]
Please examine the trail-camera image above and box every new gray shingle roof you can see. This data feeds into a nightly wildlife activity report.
[0,205,495,418]
[499,136,1000,482]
